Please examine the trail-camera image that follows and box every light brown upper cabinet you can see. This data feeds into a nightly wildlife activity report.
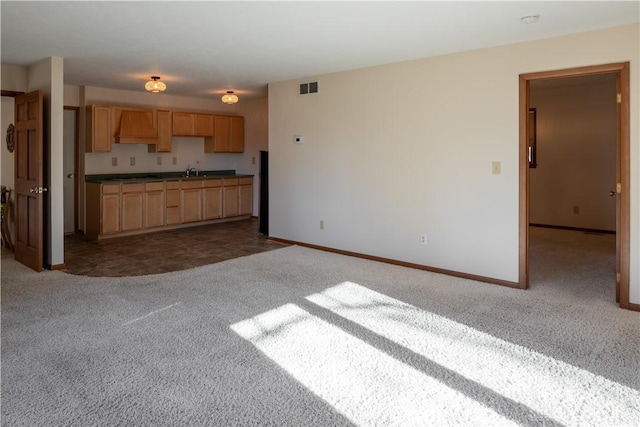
[172,112,213,137]
[148,110,172,153]
[205,115,244,153]
[86,105,112,153]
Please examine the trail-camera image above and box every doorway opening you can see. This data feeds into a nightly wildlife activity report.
[63,107,79,234]
[519,63,630,309]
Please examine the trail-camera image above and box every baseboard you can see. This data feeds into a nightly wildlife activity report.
[48,263,66,271]
[268,237,522,289]
[530,223,615,235]
[628,302,640,312]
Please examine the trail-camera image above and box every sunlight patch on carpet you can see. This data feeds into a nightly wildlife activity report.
[231,303,515,426]
[307,281,640,426]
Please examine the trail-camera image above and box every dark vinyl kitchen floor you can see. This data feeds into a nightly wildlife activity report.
[63,218,287,277]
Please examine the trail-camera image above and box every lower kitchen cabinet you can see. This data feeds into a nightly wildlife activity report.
[203,180,223,220]
[86,183,120,238]
[121,183,144,231]
[222,178,239,218]
[144,182,165,228]
[239,178,253,216]
[165,181,181,225]
[86,176,253,240]
[181,180,203,223]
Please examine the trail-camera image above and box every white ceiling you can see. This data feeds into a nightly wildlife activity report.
[1,1,638,100]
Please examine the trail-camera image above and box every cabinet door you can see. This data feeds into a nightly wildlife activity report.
[121,186,144,231]
[101,193,120,234]
[213,115,230,152]
[223,185,239,218]
[229,116,244,153]
[239,184,253,216]
[172,112,194,136]
[203,186,223,220]
[182,188,203,223]
[149,110,171,153]
[144,183,165,228]
[193,114,213,136]
[87,105,111,152]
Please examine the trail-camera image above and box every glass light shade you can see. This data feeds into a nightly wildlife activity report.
[222,91,239,104]
[145,77,166,93]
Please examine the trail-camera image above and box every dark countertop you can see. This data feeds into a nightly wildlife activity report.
[86,170,253,184]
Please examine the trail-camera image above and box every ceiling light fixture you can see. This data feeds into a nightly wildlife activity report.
[222,90,239,104]
[520,15,540,24]
[145,76,166,93]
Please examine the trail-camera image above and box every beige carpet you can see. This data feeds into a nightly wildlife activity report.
[1,228,638,426]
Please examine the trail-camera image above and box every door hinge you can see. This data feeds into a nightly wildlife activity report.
[616,183,622,193]
[617,93,621,103]
[616,272,621,283]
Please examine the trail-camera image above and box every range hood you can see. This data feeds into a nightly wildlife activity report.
[114,108,159,143]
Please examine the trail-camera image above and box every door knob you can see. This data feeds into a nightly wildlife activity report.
[29,187,48,194]
[609,191,616,197]
[67,173,74,179]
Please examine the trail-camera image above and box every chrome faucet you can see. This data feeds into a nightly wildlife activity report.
[185,165,196,177]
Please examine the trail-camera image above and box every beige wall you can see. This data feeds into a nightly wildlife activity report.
[0,64,28,247]
[269,24,639,302]
[530,80,617,231]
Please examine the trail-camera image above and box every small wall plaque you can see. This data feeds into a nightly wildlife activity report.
[6,124,14,153]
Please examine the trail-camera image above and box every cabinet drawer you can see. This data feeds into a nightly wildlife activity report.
[203,179,222,188]
[181,179,203,189]
[223,178,239,186]
[166,181,181,190]
[102,184,120,194]
[122,183,144,193]
[166,189,180,207]
[239,177,253,185]
[145,181,164,191]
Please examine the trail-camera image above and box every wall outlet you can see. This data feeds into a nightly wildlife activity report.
[492,161,501,175]
[320,220,324,230]
[157,157,162,166]
[252,156,256,165]
[111,157,117,167]
[420,234,427,245]
[130,157,136,166]
[172,156,177,166]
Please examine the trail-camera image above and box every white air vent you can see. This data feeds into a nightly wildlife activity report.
[299,81,319,95]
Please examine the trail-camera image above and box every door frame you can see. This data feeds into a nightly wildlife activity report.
[519,62,630,308]
[64,106,80,232]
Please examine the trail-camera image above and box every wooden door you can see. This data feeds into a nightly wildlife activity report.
[14,91,44,272]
